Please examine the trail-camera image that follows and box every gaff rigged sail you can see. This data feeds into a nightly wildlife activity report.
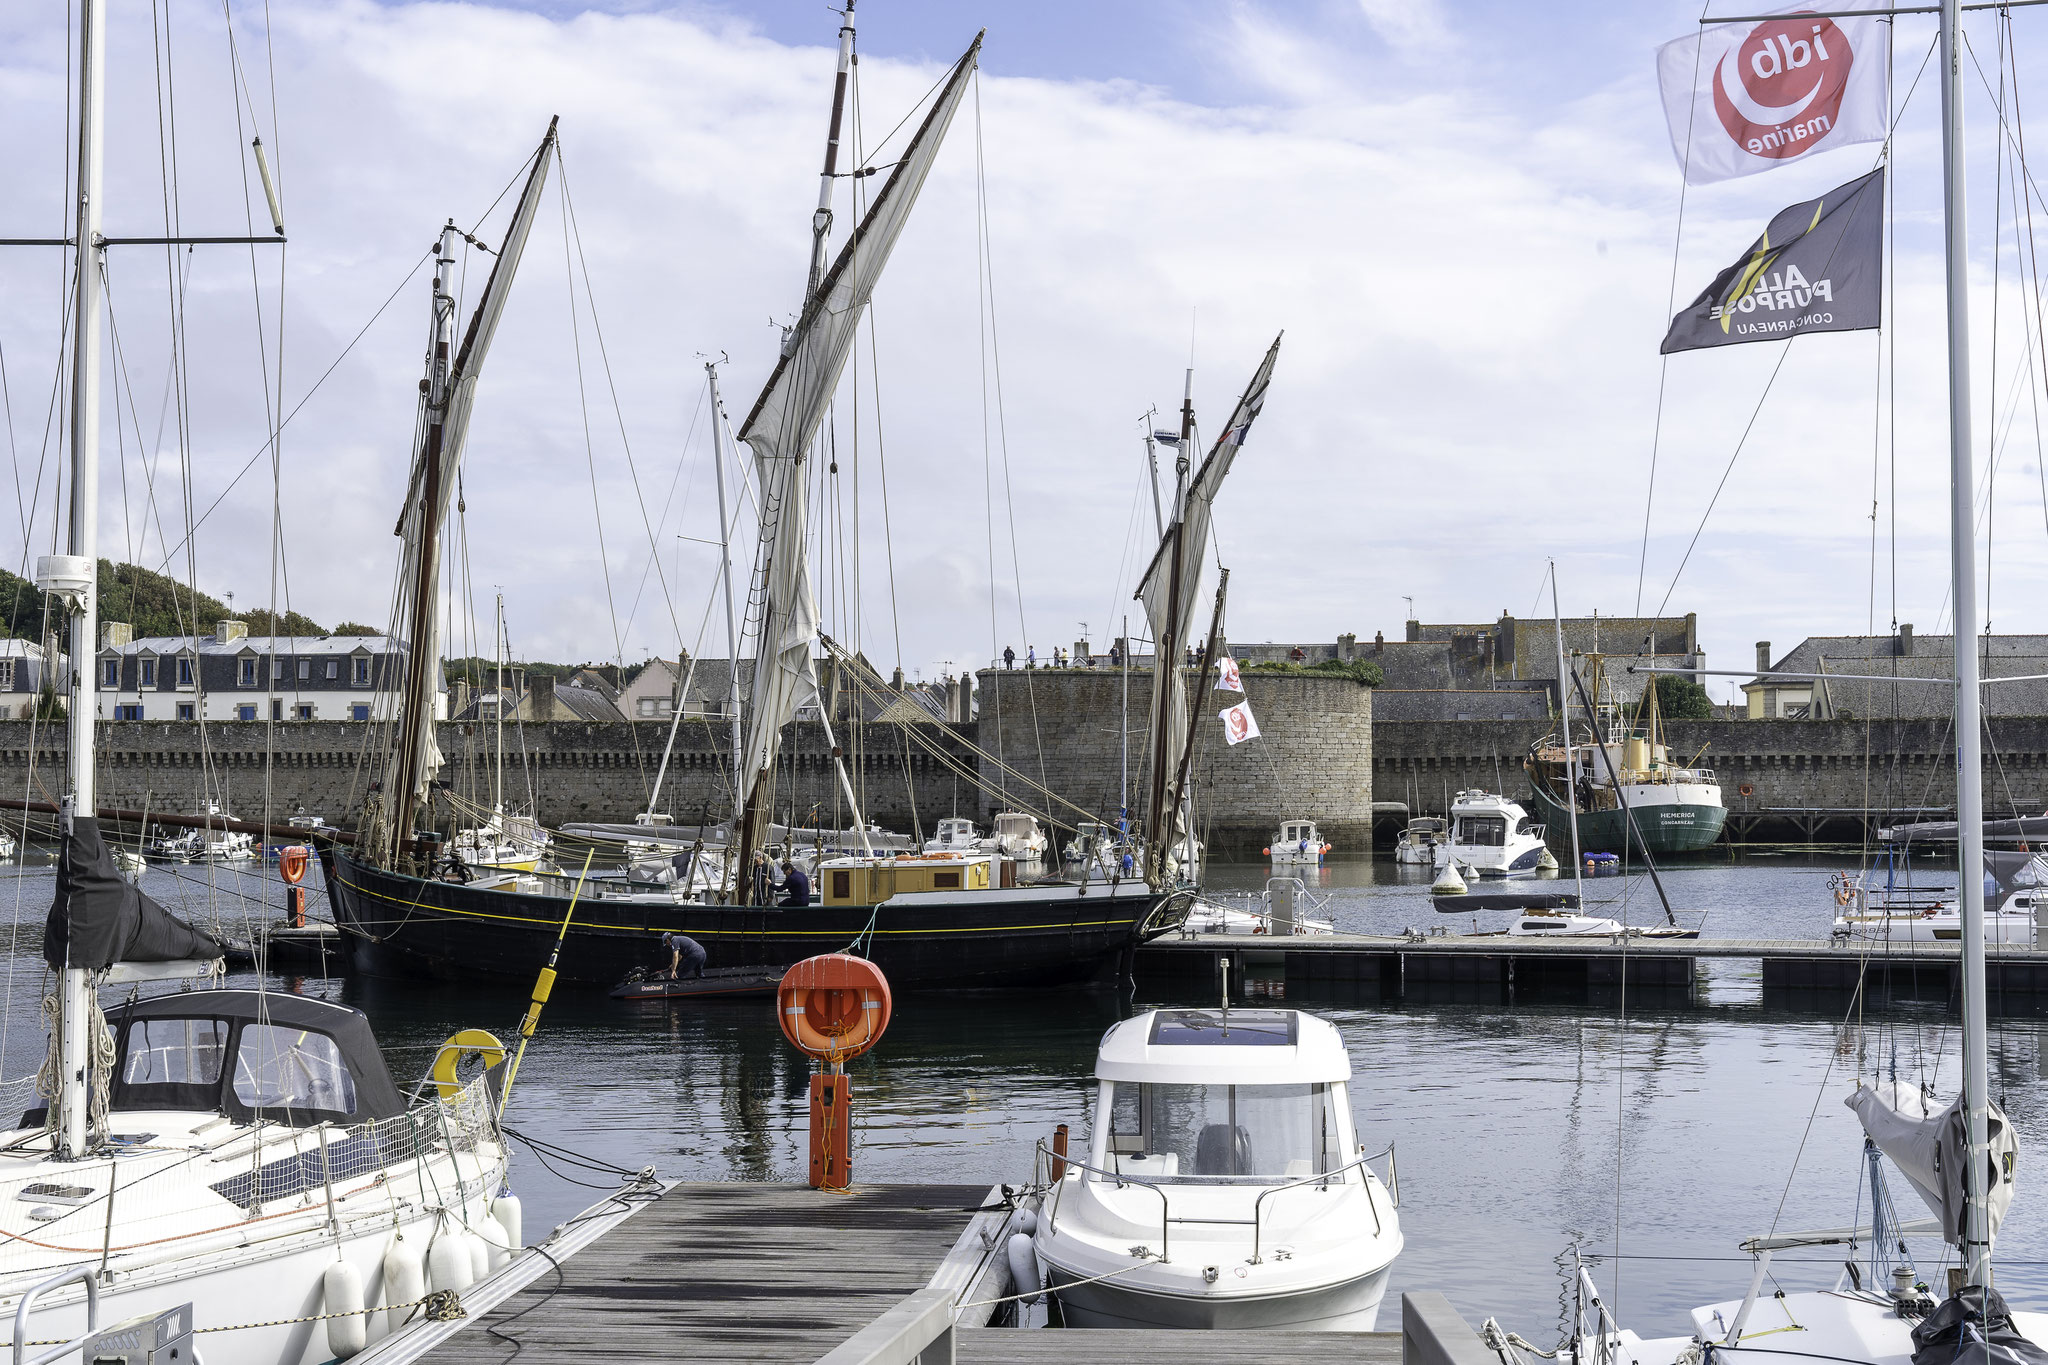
[733,35,981,817]
[1137,335,1282,870]
[391,120,556,828]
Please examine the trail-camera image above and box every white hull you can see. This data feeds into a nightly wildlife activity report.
[1046,1258,1391,1331]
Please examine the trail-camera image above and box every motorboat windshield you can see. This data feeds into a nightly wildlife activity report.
[1103,1080,1348,1185]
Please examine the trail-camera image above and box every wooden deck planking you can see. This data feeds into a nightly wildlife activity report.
[958,1327,1404,1362]
[421,1182,990,1365]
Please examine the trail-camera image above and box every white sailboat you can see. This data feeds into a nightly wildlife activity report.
[1557,6,2044,1364]
[0,9,515,1359]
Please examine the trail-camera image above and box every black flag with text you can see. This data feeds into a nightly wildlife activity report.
[1661,167,1883,354]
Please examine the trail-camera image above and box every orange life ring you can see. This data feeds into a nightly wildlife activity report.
[777,954,893,1061]
[279,846,311,886]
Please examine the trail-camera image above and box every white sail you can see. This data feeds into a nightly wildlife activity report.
[1136,335,1282,855]
[733,36,981,808]
[393,122,556,814]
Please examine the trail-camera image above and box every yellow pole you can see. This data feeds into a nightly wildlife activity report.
[496,850,594,1121]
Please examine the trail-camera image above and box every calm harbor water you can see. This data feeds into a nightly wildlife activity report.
[0,847,2041,1340]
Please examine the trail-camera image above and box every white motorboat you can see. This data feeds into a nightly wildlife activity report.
[989,811,1050,861]
[1032,1008,1401,1330]
[1434,790,1549,878]
[924,816,983,855]
[149,806,255,864]
[1391,817,1444,866]
[0,830,15,860]
[1267,820,1329,865]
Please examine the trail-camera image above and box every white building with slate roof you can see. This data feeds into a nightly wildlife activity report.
[95,621,423,723]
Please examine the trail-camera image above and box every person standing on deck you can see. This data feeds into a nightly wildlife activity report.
[1003,646,1015,670]
[780,859,812,908]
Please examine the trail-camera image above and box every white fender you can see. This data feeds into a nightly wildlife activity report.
[491,1193,523,1253]
[1015,1208,1037,1237]
[382,1236,427,1334]
[428,1229,476,1293]
[1005,1232,1041,1309]
[475,1210,514,1271]
[323,1261,367,1360]
[466,1230,491,1282]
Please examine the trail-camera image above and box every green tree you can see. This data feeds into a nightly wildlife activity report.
[1245,657,1384,687]
[0,561,332,641]
[1654,673,1714,720]
[329,622,380,637]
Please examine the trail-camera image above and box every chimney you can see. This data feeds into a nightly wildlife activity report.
[1374,630,1385,654]
[532,676,559,721]
[215,619,247,645]
[1755,641,1772,673]
[101,622,132,649]
[451,679,472,718]
[891,666,906,691]
[1898,623,1914,656]
[1337,632,1357,661]
[1405,619,1421,643]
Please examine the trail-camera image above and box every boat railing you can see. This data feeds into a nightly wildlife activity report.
[1250,1143,1394,1264]
[1036,1139,1396,1267]
[12,1266,98,1365]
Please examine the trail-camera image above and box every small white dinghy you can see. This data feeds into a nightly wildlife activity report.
[1033,1007,1401,1330]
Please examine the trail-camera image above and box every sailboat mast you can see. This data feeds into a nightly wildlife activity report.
[1937,0,1992,1291]
[708,363,744,811]
[1144,377,1197,880]
[387,224,459,863]
[493,592,505,813]
[808,0,857,304]
[1549,562,1585,910]
[51,0,107,1162]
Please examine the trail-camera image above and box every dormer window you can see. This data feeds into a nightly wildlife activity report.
[102,659,118,688]
[238,656,257,688]
[352,655,370,687]
[140,657,156,687]
[176,656,194,688]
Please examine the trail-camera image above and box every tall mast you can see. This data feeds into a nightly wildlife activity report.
[493,591,505,813]
[709,363,744,813]
[1550,562,1585,912]
[808,1,857,304]
[1143,376,1197,880]
[387,222,459,860]
[52,0,107,1162]
[1937,0,1992,1292]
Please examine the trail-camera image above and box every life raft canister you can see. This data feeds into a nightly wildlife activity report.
[279,845,311,885]
[777,954,892,1061]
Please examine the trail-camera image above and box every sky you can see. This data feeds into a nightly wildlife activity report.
[6,1,2048,702]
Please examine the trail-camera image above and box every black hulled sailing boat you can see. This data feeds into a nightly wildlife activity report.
[323,31,1191,988]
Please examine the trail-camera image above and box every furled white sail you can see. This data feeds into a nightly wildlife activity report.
[1846,1080,2018,1247]
[393,121,556,812]
[1136,335,1282,858]
[733,37,981,810]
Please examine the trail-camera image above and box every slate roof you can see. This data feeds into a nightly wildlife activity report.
[1762,634,2048,718]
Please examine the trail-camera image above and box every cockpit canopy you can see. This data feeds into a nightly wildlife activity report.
[107,990,405,1127]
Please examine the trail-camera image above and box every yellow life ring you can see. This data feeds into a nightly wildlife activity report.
[430,1028,507,1101]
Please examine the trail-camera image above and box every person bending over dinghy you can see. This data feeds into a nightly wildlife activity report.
[780,860,811,908]
[662,932,707,981]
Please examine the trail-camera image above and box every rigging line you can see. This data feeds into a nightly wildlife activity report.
[557,155,649,806]
[617,381,710,645]
[2006,21,2048,546]
[1634,21,1706,617]
[972,71,1051,800]
[1983,20,2008,637]
[556,150,687,660]
[156,248,433,563]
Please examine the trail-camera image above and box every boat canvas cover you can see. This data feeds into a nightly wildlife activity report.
[1846,1081,2018,1248]
[44,817,223,971]
[1909,1287,2048,1365]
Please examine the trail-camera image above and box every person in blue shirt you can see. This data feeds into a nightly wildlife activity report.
[780,859,812,908]
[662,932,707,981]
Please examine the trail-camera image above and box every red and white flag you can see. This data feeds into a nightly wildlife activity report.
[1657,7,1888,185]
[1215,656,1244,692]
[1219,699,1261,746]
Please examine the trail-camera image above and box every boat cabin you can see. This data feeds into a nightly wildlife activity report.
[1089,1009,1356,1185]
[1276,821,1321,846]
[926,817,980,852]
[818,854,1002,906]
[104,989,405,1128]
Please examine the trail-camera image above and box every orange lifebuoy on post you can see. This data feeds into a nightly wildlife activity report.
[777,954,893,1062]
[279,846,310,886]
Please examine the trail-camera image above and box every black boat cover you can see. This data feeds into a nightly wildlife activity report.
[1910,1287,2048,1365]
[44,818,224,972]
[1434,892,1582,914]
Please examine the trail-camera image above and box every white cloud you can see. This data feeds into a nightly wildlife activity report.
[0,0,2039,699]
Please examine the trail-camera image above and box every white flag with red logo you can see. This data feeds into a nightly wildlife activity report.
[1219,699,1260,746]
[1657,7,1888,185]
[1216,656,1243,692]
